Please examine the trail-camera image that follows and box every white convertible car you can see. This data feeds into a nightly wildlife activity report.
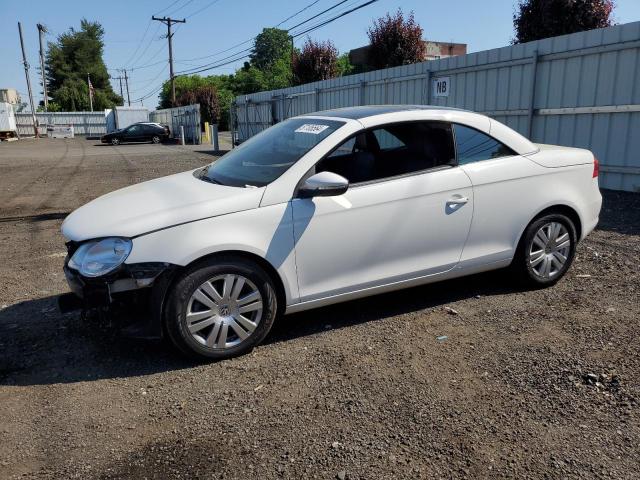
[61,106,602,359]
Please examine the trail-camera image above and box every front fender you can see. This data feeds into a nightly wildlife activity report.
[125,202,299,305]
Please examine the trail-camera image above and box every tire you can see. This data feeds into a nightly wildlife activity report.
[111,137,120,145]
[512,213,577,287]
[164,256,278,360]
[151,135,161,144]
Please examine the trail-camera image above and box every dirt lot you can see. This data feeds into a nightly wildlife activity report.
[0,138,638,479]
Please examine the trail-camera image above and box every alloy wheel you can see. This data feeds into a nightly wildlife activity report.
[185,274,263,350]
[529,222,571,279]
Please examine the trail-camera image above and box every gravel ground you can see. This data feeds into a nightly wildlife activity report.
[0,138,638,479]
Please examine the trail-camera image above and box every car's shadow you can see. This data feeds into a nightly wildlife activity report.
[0,270,522,387]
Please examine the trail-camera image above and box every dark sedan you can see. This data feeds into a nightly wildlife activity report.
[101,122,170,145]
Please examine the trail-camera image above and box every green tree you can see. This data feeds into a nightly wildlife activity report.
[159,74,236,129]
[232,27,293,94]
[336,53,355,77]
[513,0,615,44]
[250,28,292,71]
[45,19,122,111]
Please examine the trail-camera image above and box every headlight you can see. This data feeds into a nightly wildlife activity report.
[68,237,132,277]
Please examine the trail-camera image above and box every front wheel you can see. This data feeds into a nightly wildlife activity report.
[512,213,577,287]
[164,256,278,360]
[111,137,120,145]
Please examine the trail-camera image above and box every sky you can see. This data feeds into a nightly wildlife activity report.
[2,0,640,108]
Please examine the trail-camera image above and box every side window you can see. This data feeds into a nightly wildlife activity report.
[454,124,516,164]
[316,122,455,185]
[327,137,355,158]
[372,129,404,150]
[127,125,140,134]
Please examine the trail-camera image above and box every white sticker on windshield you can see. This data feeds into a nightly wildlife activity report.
[295,124,330,135]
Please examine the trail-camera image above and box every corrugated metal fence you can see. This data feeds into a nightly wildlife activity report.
[16,111,107,137]
[232,21,640,192]
[149,104,202,144]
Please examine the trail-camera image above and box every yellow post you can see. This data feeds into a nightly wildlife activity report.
[203,121,210,144]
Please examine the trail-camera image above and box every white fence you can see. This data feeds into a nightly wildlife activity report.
[16,111,107,137]
[233,21,640,192]
[149,104,201,144]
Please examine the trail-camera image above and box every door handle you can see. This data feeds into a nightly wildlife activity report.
[447,196,469,205]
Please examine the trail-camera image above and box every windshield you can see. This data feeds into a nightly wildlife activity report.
[201,118,345,187]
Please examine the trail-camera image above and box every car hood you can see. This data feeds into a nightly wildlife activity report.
[62,169,265,241]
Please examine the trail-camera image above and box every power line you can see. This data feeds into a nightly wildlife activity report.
[184,0,224,19]
[275,0,321,27]
[154,0,185,16]
[137,0,380,103]
[176,0,336,63]
[175,0,379,76]
[287,0,349,31]
[128,57,167,72]
[124,23,163,69]
[291,0,379,38]
[122,20,153,67]
[167,0,196,16]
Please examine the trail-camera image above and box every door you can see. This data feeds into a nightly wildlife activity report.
[291,121,474,303]
[451,123,537,265]
[124,124,144,142]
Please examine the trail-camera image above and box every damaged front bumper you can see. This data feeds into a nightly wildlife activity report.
[60,256,176,339]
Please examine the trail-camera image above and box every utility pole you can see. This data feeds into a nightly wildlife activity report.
[87,73,93,112]
[114,75,124,103]
[18,22,38,138]
[36,23,48,112]
[123,69,131,106]
[152,16,185,107]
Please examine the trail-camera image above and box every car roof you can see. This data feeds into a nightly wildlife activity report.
[300,105,539,156]
[301,105,464,120]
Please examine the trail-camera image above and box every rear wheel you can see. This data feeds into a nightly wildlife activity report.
[512,213,577,287]
[151,135,161,144]
[111,137,120,145]
[164,256,278,360]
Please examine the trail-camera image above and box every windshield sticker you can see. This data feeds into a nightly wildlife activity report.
[295,124,330,135]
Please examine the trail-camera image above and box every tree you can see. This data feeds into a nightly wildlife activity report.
[367,9,426,70]
[250,28,292,71]
[176,85,220,126]
[159,74,236,129]
[45,19,122,111]
[513,0,615,44]
[336,53,355,77]
[292,38,339,85]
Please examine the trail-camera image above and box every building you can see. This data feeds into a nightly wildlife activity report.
[349,41,467,70]
[0,88,21,105]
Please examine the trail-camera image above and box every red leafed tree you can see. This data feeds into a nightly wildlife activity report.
[367,9,426,70]
[177,85,221,125]
[513,0,615,44]
[293,38,340,85]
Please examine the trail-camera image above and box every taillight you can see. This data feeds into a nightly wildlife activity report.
[593,156,599,178]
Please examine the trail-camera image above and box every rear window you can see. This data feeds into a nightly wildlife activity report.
[454,124,516,164]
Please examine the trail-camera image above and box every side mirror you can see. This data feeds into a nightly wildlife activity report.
[298,171,349,198]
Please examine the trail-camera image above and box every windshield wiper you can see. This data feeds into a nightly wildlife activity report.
[196,167,222,185]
